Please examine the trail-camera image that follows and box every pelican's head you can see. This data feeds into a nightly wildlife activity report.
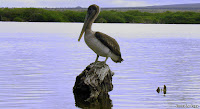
[78,4,100,41]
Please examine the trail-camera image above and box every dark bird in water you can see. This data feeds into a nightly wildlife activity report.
[78,4,123,63]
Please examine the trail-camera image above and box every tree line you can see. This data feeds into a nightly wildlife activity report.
[0,8,200,24]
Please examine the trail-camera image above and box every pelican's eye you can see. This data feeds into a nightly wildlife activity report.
[88,7,91,11]
[88,5,97,11]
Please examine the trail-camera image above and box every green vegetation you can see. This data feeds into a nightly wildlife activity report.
[0,8,200,24]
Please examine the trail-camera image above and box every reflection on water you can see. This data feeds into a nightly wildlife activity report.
[74,92,112,109]
[0,23,200,109]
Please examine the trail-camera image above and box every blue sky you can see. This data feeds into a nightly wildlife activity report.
[1,0,200,8]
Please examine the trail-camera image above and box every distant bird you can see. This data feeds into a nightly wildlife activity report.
[78,4,123,63]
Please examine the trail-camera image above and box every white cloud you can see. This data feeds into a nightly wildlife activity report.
[111,0,150,7]
[0,0,152,8]
[1,0,39,7]
[1,0,200,8]
[6,0,36,3]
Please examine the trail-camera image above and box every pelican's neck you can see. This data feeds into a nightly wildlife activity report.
[85,22,93,35]
[86,19,94,30]
[86,10,99,30]
[85,28,93,35]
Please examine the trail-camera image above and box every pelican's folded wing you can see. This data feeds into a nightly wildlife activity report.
[95,32,121,57]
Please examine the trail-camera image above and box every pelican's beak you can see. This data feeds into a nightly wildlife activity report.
[78,13,89,41]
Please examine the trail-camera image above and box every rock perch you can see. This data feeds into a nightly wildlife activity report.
[73,61,114,107]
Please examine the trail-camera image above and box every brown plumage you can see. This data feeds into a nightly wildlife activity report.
[95,32,123,63]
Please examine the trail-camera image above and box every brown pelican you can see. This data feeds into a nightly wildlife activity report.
[78,4,123,63]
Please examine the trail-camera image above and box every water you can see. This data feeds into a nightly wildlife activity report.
[0,22,200,109]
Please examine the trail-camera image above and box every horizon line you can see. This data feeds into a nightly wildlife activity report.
[0,3,200,8]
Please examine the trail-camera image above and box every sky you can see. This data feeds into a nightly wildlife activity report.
[0,0,200,8]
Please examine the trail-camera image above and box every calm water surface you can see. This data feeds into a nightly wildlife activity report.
[0,22,200,109]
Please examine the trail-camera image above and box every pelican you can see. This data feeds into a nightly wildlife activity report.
[78,4,123,63]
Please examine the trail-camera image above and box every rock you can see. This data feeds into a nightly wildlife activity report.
[73,61,114,105]
[156,85,167,95]
[163,85,167,94]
